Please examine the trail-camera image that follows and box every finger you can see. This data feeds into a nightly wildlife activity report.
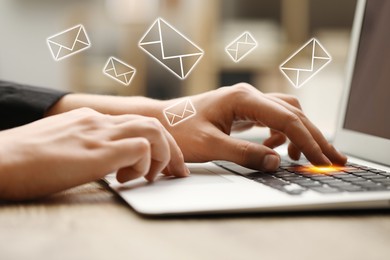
[265,95,303,161]
[266,95,347,165]
[240,94,332,166]
[158,128,189,178]
[106,114,144,124]
[216,134,281,171]
[263,130,287,149]
[162,167,173,176]
[288,142,301,161]
[107,138,152,183]
[110,120,171,180]
[268,93,303,110]
[112,119,188,181]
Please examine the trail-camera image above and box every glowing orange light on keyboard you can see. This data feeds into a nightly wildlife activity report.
[297,165,347,174]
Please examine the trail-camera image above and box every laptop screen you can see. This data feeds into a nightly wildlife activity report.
[343,0,390,140]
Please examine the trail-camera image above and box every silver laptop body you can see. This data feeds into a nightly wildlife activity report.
[105,0,390,216]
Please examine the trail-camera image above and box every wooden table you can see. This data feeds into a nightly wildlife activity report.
[1,181,389,260]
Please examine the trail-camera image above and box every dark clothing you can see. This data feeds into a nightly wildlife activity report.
[0,80,68,130]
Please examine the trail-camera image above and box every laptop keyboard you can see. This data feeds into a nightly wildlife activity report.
[214,160,390,195]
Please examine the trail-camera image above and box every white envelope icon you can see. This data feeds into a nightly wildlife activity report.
[163,99,196,126]
[139,18,204,79]
[225,31,258,62]
[280,38,332,88]
[47,24,91,61]
[103,57,136,86]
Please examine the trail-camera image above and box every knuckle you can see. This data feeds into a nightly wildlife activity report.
[323,142,334,152]
[134,138,151,154]
[287,95,301,107]
[294,109,306,119]
[75,107,98,114]
[276,94,301,109]
[233,82,254,93]
[236,141,254,165]
[143,118,164,134]
[221,83,258,99]
[83,136,106,149]
[79,113,104,127]
[310,144,323,155]
[285,113,301,126]
[176,150,185,162]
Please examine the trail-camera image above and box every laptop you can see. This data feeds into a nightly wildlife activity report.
[104,0,390,216]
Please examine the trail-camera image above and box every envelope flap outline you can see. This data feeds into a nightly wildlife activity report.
[313,39,331,59]
[139,20,161,43]
[226,31,257,51]
[103,57,136,86]
[139,17,204,79]
[158,18,203,59]
[280,40,315,71]
[279,38,332,88]
[106,57,135,77]
[225,31,258,62]
[47,25,89,51]
[280,38,331,72]
[164,99,195,119]
[47,24,91,61]
[243,32,257,45]
[163,99,196,126]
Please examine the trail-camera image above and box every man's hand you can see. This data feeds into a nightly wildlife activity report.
[0,108,188,200]
[157,83,347,171]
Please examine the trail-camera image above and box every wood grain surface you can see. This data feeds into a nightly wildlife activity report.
[1,181,389,260]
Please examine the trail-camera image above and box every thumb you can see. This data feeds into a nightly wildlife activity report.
[216,135,281,171]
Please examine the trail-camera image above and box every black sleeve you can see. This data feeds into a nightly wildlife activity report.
[0,80,69,130]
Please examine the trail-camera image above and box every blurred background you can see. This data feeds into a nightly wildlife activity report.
[0,0,357,137]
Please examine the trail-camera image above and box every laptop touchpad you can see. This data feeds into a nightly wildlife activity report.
[155,168,232,186]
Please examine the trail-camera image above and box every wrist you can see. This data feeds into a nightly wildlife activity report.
[45,93,166,119]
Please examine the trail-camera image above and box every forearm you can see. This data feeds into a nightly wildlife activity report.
[46,93,166,118]
[0,80,68,130]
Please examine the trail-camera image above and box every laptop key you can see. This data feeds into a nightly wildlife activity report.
[371,178,390,185]
[327,181,354,187]
[298,182,323,188]
[253,176,287,186]
[310,176,336,181]
[246,172,268,179]
[273,172,295,177]
[369,169,387,173]
[340,185,365,192]
[282,184,306,195]
[363,175,388,180]
[281,176,306,181]
[311,186,340,193]
[358,166,374,170]
[294,179,322,186]
[334,174,358,179]
[319,179,344,184]
[351,172,377,177]
[356,182,384,189]
[279,161,301,167]
[253,176,306,195]
[344,169,370,173]
[347,177,366,183]
[365,186,388,191]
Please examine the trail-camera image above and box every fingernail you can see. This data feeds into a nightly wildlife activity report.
[174,164,190,177]
[263,155,280,171]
